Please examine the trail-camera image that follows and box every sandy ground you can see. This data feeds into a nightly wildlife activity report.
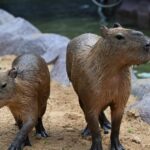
[0,55,150,150]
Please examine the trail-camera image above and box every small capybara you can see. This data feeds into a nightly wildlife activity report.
[66,23,150,150]
[0,54,50,150]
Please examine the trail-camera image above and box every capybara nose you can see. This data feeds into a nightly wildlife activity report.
[144,41,150,52]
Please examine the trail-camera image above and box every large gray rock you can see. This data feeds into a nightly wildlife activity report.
[132,78,150,100]
[0,9,15,25]
[41,34,70,85]
[0,9,70,85]
[132,93,150,124]
[131,70,150,124]
[0,17,41,35]
[0,17,41,55]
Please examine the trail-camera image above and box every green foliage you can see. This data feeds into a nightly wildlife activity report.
[128,128,134,133]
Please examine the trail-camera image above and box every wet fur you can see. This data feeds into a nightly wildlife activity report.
[66,27,150,150]
[0,54,50,149]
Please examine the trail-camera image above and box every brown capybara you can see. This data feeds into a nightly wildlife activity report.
[0,54,50,150]
[66,23,150,150]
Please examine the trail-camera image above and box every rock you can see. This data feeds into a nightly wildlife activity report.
[40,33,70,85]
[0,9,15,25]
[0,17,41,56]
[0,17,41,36]
[131,135,141,144]
[0,9,71,85]
[132,78,150,100]
[130,69,150,124]
[0,11,70,85]
[134,93,150,124]
[126,108,140,119]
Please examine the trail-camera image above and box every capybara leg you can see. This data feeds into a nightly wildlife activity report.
[79,99,92,137]
[40,105,47,117]
[81,125,91,137]
[99,112,111,134]
[110,107,125,150]
[16,120,31,147]
[35,118,48,138]
[8,119,35,150]
[86,113,103,150]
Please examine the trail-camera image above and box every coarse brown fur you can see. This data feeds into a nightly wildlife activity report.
[0,54,50,150]
[66,24,150,150]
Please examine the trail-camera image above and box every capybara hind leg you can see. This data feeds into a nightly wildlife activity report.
[99,112,111,134]
[110,106,125,150]
[8,118,35,150]
[35,118,48,138]
[79,99,91,137]
[86,113,103,150]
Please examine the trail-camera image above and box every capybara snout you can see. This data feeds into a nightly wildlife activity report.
[0,70,16,102]
[144,41,150,52]
[102,25,150,65]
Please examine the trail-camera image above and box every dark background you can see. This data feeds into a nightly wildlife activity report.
[0,0,97,19]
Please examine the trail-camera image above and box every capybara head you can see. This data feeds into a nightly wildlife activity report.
[0,68,17,106]
[100,23,150,66]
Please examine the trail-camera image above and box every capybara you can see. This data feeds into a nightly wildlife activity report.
[66,23,150,150]
[0,54,50,150]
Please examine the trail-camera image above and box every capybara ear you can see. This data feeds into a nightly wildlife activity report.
[113,23,122,28]
[100,26,108,38]
[8,68,18,78]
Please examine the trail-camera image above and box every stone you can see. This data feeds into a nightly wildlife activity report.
[0,9,70,85]
[131,70,150,124]
[131,136,141,144]
[134,93,150,124]
[0,9,15,25]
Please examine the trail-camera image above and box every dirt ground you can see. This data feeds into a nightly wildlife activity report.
[0,55,150,150]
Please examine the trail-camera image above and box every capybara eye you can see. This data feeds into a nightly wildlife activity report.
[1,83,7,89]
[115,34,125,40]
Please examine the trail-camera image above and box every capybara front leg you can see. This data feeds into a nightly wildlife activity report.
[99,112,111,134]
[110,106,125,150]
[86,113,103,150]
[8,118,35,150]
[16,120,31,147]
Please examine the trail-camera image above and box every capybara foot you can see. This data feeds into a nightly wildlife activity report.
[8,137,31,150]
[81,125,91,137]
[81,121,111,137]
[8,143,22,150]
[90,140,103,150]
[36,130,48,138]
[111,141,125,150]
[24,136,31,146]
[99,112,111,134]
[35,118,48,138]
[102,121,111,134]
